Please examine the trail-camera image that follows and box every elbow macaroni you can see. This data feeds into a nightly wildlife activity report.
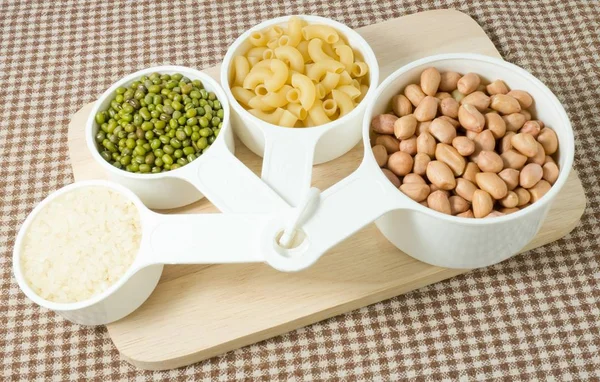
[307,38,333,62]
[230,16,370,127]
[331,89,353,117]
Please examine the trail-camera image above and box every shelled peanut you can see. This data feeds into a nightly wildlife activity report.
[371,68,560,218]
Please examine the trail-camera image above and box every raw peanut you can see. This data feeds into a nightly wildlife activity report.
[484,211,505,218]
[543,162,559,184]
[455,178,477,202]
[399,135,418,156]
[475,172,508,199]
[476,84,487,93]
[420,201,428,207]
[465,130,479,140]
[485,112,507,139]
[486,80,509,95]
[528,180,551,202]
[420,67,441,96]
[501,149,528,170]
[375,135,400,154]
[477,150,504,173]
[537,120,545,129]
[382,168,400,188]
[499,191,519,208]
[435,143,466,176]
[490,94,521,114]
[400,183,430,202]
[457,209,475,218]
[502,113,526,132]
[519,163,543,188]
[413,96,439,122]
[372,144,388,167]
[472,189,494,218]
[404,84,426,107]
[429,183,447,194]
[452,136,475,156]
[427,161,457,190]
[544,155,556,165]
[458,104,485,132]
[439,71,462,92]
[507,90,533,109]
[451,89,465,102]
[514,187,530,206]
[521,120,541,138]
[449,195,470,215]
[537,128,558,155]
[463,162,481,183]
[392,94,413,117]
[520,110,532,121]
[460,91,490,112]
[511,133,539,157]
[500,131,516,153]
[427,190,452,215]
[500,207,520,214]
[435,92,452,100]
[394,114,417,140]
[498,168,520,190]
[413,153,431,176]
[415,121,431,135]
[527,142,545,165]
[417,132,437,157]
[371,114,397,134]
[472,130,495,158]
[403,173,426,184]
[387,151,414,176]
[439,97,459,118]
[429,118,457,144]
[457,72,481,95]
[439,115,460,128]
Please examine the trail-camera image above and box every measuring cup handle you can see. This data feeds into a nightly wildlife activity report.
[306,164,405,249]
[262,163,408,271]
[261,128,323,207]
[183,141,288,213]
[139,211,270,266]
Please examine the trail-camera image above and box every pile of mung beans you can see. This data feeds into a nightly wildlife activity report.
[94,72,224,173]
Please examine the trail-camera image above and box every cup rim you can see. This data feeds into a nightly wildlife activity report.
[12,180,147,312]
[362,52,575,225]
[220,14,380,134]
[85,65,231,180]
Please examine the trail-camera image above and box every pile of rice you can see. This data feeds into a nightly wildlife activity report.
[20,186,142,303]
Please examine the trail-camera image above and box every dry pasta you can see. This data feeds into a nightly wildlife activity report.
[230,16,370,127]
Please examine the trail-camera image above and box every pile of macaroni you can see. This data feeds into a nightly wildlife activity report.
[229,17,370,127]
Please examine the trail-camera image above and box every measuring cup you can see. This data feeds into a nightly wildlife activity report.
[220,15,380,207]
[257,54,575,272]
[13,180,273,326]
[86,66,287,213]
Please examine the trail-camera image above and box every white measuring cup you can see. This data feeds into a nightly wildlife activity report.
[258,54,574,272]
[86,66,288,213]
[13,180,273,326]
[220,15,380,206]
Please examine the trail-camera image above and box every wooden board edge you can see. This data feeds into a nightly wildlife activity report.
[118,266,467,370]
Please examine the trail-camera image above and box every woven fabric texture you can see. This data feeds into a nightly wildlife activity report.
[1,0,599,380]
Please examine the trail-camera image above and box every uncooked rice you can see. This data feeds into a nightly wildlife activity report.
[20,186,142,303]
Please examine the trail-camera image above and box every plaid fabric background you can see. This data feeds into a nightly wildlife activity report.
[1,0,599,380]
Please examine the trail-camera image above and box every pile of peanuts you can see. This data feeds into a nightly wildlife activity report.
[371,68,559,218]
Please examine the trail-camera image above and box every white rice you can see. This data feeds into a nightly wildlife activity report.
[20,186,142,303]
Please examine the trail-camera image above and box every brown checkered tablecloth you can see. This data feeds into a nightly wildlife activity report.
[1,0,599,380]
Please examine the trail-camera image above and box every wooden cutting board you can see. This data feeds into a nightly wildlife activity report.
[67,9,586,370]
